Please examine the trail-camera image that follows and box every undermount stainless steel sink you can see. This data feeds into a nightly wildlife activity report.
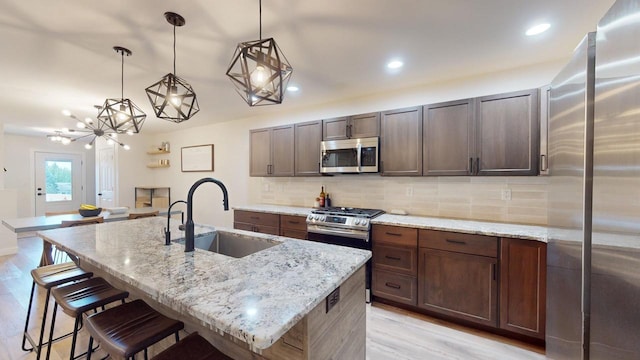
[174,230,280,258]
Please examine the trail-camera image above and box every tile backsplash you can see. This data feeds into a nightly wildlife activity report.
[252,175,549,226]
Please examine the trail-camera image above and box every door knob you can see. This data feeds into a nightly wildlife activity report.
[98,193,103,196]
[37,192,45,196]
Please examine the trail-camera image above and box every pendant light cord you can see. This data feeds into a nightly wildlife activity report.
[173,24,177,76]
[259,0,262,41]
[120,51,124,100]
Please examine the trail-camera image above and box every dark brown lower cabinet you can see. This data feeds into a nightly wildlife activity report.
[233,210,279,235]
[371,225,418,306]
[280,215,307,240]
[499,238,546,339]
[373,269,417,305]
[418,248,498,327]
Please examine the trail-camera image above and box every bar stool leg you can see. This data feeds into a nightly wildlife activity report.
[21,281,37,351]
[27,286,52,360]
[86,337,93,360]
[44,302,59,360]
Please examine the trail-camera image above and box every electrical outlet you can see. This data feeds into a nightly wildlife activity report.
[501,189,512,200]
[405,186,413,197]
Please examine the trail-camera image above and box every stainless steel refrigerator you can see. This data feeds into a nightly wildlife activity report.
[547,0,640,359]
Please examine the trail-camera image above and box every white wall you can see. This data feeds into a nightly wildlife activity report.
[144,60,566,228]
[0,122,5,189]
[3,134,96,217]
[0,189,18,255]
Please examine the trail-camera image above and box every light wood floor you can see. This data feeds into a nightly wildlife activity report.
[0,236,546,359]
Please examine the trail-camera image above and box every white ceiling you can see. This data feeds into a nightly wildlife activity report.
[0,0,615,138]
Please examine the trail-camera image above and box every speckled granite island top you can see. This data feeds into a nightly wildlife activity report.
[36,217,370,351]
[234,204,548,242]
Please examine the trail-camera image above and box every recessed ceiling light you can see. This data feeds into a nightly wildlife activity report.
[61,109,71,117]
[387,60,404,69]
[287,85,299,92]
[526,23,551,36]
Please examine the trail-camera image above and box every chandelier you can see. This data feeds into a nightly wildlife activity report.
[60,108,131,150]
[226,0,293,106]
[47,131,72,145]
[97,46,146,134]
[145,12,199,123]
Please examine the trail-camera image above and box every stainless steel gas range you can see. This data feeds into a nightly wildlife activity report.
[306,206,384,302]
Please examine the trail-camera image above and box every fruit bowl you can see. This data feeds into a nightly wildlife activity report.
[79,208,102,217]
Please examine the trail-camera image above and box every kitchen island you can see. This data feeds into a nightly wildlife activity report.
[37,217,370,359]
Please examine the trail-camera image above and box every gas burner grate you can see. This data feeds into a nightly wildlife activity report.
[311,207,384,218]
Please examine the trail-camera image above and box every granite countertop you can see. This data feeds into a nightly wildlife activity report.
[233,204,313,217]
[36,217,370,351]
[234,204,548,242]
[374,214,548,242]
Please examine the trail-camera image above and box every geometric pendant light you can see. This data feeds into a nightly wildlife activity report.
[145,12,199,123]
[97,46,146,134]
[226,0,293,106]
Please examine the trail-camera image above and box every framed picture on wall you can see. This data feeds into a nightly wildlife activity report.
[181,144,214,172]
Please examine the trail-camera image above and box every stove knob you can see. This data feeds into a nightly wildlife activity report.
[321,216,326,221]
[354,219,361,225]
[362,219,369,226]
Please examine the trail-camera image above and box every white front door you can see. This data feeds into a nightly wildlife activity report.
[97,146,116,208]
[34,152,84,215]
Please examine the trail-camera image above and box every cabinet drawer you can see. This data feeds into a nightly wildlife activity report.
[373,244,417,276]
[419,230,497,257]
[280,215,307,231]
[280,228,307,240]
[373,269,417,306]
[372,225,417,247]
[234,210,280,228]
[234,222,279,236]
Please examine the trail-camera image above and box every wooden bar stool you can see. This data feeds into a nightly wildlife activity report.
[85,299,184,360]
[151,332,232,360]
[40,217,104,267]
[22,262,93,360]
[45,277,129,360]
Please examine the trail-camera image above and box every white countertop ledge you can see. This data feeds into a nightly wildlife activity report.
[36,217,371,351]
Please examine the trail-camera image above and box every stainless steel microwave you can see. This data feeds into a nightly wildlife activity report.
[320,137,379,174]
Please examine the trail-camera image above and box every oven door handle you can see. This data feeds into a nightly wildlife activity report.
[307,225,369,241]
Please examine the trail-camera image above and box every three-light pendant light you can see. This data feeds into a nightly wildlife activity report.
[65,3,291,148]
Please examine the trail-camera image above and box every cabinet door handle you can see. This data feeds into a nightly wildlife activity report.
[385,255,401,261]
[475,157,480,175]
[469,157,473,174]
[541,154,548,171]
[492,263,497,281]
[445,239,466,245]
[250,216,260,220]
[385,232,402,237]
[288,221,300,224]
[385,282,401,289]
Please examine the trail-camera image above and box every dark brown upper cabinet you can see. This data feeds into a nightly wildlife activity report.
[249,125,294,177]
[423,89,539,176]
[294,120,322,176]
[475,89,539,176]
[423,99,475,176]
[322,112,380,140]
[380,106,423,176]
